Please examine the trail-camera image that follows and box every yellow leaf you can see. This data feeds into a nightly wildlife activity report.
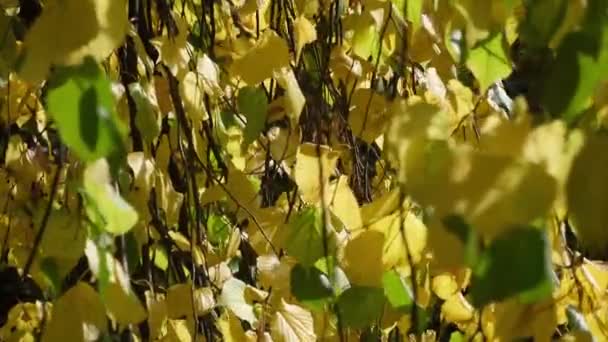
[294,143,340,204]
[20,0,128,82]
[327,176,363,231]
[368,211,428,271]
[246,207,289,256]
[0,302,48,340]
[105,281,147,326]
[342,230,385,287]
[567,134,608,256]
[271,299,316,342]
[360,189,401,226]
[181,71,210,122]
[231,30,290,85]
[574,259,608,313]
[40,209,86,273]
[218,311,247,342]
[432,273,459,300]
[244,285,269,303]
[127,152,156,223]
[152,14,191,77]
[146,292,168,340]
[293,16,317,62]
[164,319,193,342]
[273,67,306,121]
[387,96,557,241]
[166,283,216,319]
[441,292,475,323]
[155,170,184,228]
[349,88,391,143]
[267,125,301,167]
[559,331,594,342]
[257,254,294,296]
[42,282,107,342]
[482,299,558,341]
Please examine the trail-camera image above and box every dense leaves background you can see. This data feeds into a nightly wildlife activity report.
[1,0,608,341]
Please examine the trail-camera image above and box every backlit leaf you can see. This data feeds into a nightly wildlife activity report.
[47,58,126,162]
[271,299,316,342]
[465,33,512,92]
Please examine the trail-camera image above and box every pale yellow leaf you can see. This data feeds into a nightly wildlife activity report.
[294,143,340,204]
[294,16,317,62]
[327,176,363,231]
[274,67,306,121]
[271,299,316,342]
[20,0,128,82]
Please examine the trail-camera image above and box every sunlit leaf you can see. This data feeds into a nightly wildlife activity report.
[231,29,290,85]
[19,0,128,81]
[382,270,413,312]
[220,278,258,325]
[47,57,126,162]
[271,299,316,342]
[42,282,107,342]
[83,159,138,235]
[465,33,512,92]
[294,16,317,63]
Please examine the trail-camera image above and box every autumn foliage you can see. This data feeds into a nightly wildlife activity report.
[2,0,608,341]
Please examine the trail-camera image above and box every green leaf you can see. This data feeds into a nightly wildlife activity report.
[40,257,62,296]
[390,0,422,32]
[465,33,511,92]
[46,57,126,161]
[471,228,553,307]
[519,0,568,48]
[150,244,168,271]
[207,214,231,247]
[382,270,413,312]
[542,31,608,123]
[237,86,268,146]
[285,207,335,267]
[290,263,333,312]
[449,331,466,342]
[337,286,385,328]
[351,13,380,61]
[83,159,138,235]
